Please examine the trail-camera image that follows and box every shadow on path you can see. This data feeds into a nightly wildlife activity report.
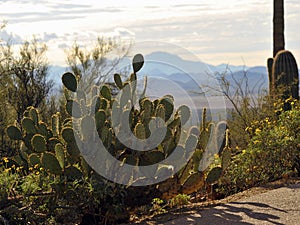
[136,201,287,225]
[132,182,300,225]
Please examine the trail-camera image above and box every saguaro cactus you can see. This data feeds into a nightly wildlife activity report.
[268,1,299,100]
[273,0,285,58]
[272,50,299,100]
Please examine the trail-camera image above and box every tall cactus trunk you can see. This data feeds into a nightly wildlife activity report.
[273,0,285,57]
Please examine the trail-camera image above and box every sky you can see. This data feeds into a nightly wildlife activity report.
[0,0,300,67]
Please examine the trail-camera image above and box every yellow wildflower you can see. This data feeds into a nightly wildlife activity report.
[4,168,11,173]
[245,127,252,132]
[255,128,261,134]
[253,140,261,144]
[3,157,9,163]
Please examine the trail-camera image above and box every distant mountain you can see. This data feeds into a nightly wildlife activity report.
[139,51,213,76]
[247,66,268,74]
[225,69,269,94]
[47,51,270,96]
[212,64,250,73]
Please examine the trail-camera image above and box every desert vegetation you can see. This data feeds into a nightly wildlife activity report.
[0,1,299,224]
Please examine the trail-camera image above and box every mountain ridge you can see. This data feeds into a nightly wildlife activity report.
[48,51,270,92]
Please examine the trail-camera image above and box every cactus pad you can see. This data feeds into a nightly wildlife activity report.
[29,107,39,125]
[181,172,205,195]
[51,113,60,137]
[177,105,191,126]
[64,165,83,181]
[7,126,22,140]
[22,118,37,134]
[81,115,95,140]
[114,73,123,89]
[29,153,40,167]
[62,127,75,143]
[221,148,231,170]
[62,72,77,92]
[132,54,144,74]
[66,100,82,118]
[206,166,222,184]
[100,85,111,101]
[37,122,48,137]
[41,152,62,175]
[55,143,65,170]
[31,134,47,153]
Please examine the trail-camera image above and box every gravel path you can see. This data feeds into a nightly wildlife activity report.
[134,181,300,225]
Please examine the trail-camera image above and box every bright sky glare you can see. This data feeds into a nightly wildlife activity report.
[0,0,299,67]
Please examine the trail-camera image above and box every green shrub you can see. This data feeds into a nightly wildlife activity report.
[220,100,300,195]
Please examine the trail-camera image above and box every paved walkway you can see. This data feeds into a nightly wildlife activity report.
[138,183,300,225]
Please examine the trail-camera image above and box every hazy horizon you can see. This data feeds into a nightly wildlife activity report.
[1,0,300,67]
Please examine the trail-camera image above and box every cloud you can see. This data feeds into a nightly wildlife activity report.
[111,28,135,38]
[172,3,211,9]
[2,0,299,67]
[101,1,274,66]
[54,27,135,50]
[0,1,123,24]
[0,29,60,45]
[144,6,160,9]
[130,14,270,53]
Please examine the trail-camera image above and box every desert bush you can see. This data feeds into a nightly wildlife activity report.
[219,98,300,195]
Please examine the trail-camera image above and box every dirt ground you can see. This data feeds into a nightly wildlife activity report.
[124,177,300,225]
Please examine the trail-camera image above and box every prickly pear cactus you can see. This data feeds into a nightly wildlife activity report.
[62,72,78,92]
[7,125,22,140]
[5,106,86,179]
[4,53,231,214]
[58,53,231,202]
